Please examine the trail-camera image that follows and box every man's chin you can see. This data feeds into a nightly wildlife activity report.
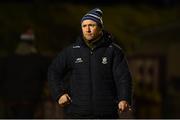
[84,37,94,41]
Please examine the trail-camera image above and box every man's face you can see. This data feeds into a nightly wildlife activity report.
[81,20,102,41]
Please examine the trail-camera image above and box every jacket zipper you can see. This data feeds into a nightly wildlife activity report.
[89,48,94,115]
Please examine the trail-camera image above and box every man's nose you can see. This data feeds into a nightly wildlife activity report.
[87,27,91,33]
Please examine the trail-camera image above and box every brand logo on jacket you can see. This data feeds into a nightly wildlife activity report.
[102,57,108,64]
[73,45,80,48]
[75,58,83,63]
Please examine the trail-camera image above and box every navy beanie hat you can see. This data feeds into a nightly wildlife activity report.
[81,8,103,28]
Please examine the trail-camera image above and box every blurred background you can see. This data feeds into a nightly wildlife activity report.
[0,0,180,119]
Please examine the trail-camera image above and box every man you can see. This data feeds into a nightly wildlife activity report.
[48,8,132,118]
[1,28,49,118]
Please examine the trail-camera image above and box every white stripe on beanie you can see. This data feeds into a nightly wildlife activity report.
[87,13,103,25]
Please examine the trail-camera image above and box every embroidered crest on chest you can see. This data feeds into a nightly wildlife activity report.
[102,57,108,64]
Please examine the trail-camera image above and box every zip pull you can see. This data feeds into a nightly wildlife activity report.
[90,48,94,55]
[90,51,93,54]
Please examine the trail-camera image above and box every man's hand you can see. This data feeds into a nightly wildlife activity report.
[118,100,131,113]
[58,93,71,107]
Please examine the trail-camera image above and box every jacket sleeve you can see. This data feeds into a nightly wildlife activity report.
[48,48,71,102]
[112,47,132,105]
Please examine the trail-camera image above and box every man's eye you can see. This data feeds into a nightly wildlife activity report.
[90,24,96,27]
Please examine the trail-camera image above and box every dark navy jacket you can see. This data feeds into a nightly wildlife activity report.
[48,31,132,116]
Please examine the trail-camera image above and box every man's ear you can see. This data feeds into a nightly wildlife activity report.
[99,28,103,35]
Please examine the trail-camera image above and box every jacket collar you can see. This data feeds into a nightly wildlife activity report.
[75,30,113,49]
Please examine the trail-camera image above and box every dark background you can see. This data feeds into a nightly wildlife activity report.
[0,0,180,118]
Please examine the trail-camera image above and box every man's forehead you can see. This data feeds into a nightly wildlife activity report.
[81,19,97,25]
